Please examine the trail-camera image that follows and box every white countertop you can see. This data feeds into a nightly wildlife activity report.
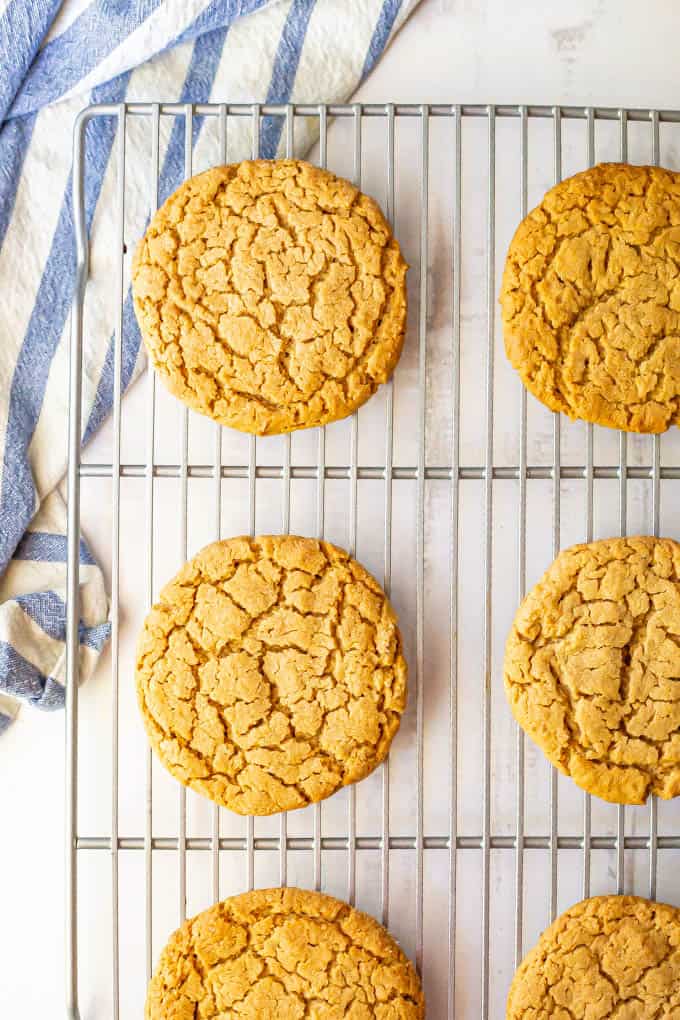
[4,0,680,1014]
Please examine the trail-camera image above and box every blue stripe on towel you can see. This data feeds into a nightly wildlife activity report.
[15,589,111,650]
[0,709,15,734]
[158,25,231,206]
[16,590,65,642]
[80,614,110,653]
[7,0,164,120]
[83,289,141,444]
[0,72,130,571]
[79,620,111,651]
[260,0,317,158]
[0,640,49,702]
[362,0,403,77]
[0,114,38,252]
[7,0,270,122]
[34,675,65,710]
[0,0,61,121]
[85,23,231,442]
[172,0,268,48]
[14,531,96,565]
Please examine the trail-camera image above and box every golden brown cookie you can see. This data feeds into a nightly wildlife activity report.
[507,895,680,1019]
[136,535,406,815]
[131,159,407,434]
[500,162,680,433]
[504,536,680,805]
[146,887,425,1019]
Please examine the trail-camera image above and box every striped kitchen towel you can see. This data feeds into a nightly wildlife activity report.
[0,0,420,732]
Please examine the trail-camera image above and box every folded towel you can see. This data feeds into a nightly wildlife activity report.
[0,0,419,732]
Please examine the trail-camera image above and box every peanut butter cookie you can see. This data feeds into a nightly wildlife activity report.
[504,536,680,805]
[507,895,680,1019]
[132,159,407,434]
[136,535,406,815]
[146,887,425,1019]
[500,162,680,433]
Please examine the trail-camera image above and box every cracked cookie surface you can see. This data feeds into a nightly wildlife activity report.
[500,162,680,433]
[136,535,407,815]
[146,887,425,1019]
[132,159,407,434]
[507,895,680,1019]
[504,536,680,805]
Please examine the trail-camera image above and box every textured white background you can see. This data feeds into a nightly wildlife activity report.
[4,0,680,1015]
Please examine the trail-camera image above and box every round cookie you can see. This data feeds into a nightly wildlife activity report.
[132,159,407,434]
[146,887,425,1019]
[507,895,680,1019]
[500,162,680,433]
[136,535,407,815]
[504,536,680,805]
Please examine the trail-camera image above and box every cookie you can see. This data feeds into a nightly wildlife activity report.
[131,159,407,434]
[504,536,680,804]
[507,895,680,1019]
[136,535,406,815]
[500,162,680,433]
[146,887,425,1019]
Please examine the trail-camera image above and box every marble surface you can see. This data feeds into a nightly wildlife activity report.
[4,0,680,1015]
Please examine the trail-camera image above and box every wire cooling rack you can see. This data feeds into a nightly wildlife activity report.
[66,103,680,1019]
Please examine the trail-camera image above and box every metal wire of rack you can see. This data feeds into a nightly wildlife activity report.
[66,103,680,1019]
